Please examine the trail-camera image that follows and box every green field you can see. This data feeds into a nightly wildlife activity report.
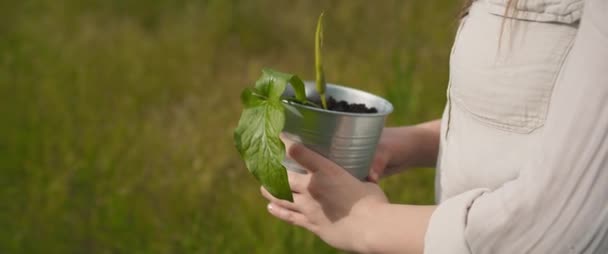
[1,0,461,253]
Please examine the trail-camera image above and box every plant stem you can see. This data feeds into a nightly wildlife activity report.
[281,98,321,108]
[315,11,327,110]
[251,92,268,100]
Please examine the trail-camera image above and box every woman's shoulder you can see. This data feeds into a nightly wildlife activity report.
[481,0,584,23]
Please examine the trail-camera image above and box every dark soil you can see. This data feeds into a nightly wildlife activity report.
[309,96,378,113]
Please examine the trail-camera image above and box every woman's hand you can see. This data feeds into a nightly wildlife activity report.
[368,120,442,182]
[261,143,389,253]
[367,135,394,182]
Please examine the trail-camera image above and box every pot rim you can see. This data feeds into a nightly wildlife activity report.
[281,82,394,117]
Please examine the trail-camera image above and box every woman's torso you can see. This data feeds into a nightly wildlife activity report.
[436,0,583,202]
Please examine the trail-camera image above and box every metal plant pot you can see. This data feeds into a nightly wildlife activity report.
[281,81,393,180]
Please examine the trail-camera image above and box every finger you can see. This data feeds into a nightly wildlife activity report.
[267,203,312,229]
[260,186,300,212]
[366,174,379,183]
[287,143,342,175]
[367,168,380,183]
[368,160,383,183]
[368,150,390,183]
[281,134,319,175]
[279,132,293,145]
[287,170,309,193]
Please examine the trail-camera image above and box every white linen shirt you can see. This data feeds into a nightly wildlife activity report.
[425,0,608,253]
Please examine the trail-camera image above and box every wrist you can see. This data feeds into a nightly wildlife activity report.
[355,203,436,254]
[350,199,389,253]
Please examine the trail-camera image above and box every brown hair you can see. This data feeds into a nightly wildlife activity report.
[459,0,475,18]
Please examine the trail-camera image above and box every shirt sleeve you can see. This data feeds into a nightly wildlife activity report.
[424,0,608,253]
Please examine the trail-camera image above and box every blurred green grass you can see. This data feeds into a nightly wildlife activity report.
[0,0,461,253]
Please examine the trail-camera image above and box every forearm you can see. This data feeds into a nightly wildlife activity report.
[381,119,441,176]
[356,203,436,254]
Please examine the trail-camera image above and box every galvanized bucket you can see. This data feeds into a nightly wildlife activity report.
[281,81,393,180]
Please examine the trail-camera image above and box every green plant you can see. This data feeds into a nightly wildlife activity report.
[233,69,310,201]
[234,12,327,201]
[315,12,327,110]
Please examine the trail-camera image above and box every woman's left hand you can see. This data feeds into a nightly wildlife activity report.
[260,142,389,252]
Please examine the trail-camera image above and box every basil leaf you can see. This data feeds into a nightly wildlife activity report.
[258,68,307,102]
[234,70,298,201]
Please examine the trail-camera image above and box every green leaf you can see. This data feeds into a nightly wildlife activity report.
[257,68,307,102]
[241,88,265,107]
[234,70,299,201]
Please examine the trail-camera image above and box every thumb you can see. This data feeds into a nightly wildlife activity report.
[286,143,342,175]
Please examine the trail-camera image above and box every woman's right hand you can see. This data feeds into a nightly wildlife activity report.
[368,120,442,182]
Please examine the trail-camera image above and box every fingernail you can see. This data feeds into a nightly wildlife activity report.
[267,203,273,212]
